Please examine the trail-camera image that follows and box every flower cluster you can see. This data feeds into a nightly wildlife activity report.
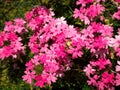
[22,6,78,88]
[84,58,114,90]
[81,22,113,55]
[4,18,27,34]
[0,28,24,60]
[73,0,105,24]
[0,18,26,60]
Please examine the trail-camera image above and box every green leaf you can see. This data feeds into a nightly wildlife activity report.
[82,84,91,90]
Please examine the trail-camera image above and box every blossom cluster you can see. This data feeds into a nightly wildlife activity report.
[84,58,114,90]
[0,19,25,60]
[81,22,113,54]
[73,0,105,24]
[22,6,78,87]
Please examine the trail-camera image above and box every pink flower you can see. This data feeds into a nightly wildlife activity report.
[4,18,27,34]
[4,21,14,32]
[22,70,35,84]
[25,61,34,70]
[101,71,114,84]
[84,64,96,77]
[34,74,47,88]
[116,61,120,72]
[115,73,120,86]
[87,75,99,86]
[113,10,120,20]
[115,0,120,2]
[95,58,111,70]
[73,8,90,24]
[14,18,25,26]
[45,73,57,84]
[76,0,93,6]
[86,4,105,18]
[97,81,105,90]
[67,37,84,58]
[25,11,33,21]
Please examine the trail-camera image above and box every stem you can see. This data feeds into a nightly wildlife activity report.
[30,84,33,90]
[68,6,73,13]
[49,85,52,90]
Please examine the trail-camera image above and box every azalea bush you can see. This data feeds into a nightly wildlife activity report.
[0,0,120,90]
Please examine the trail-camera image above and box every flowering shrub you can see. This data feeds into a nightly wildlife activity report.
[0,0,120,90]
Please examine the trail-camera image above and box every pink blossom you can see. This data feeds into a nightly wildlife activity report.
[97,81,105,90]
[4,18,27,34]
[87,75,99,86]
[95,58,111,70]
[86,4,105,18]
[101,71,114,84]
[25,11,33,21]
[14,18,25,26]
[4,21,14,32]
[22,70,35,84]
[115,73,120,86]
[83,64,95,77]
[34,74,47,88]
[76,0,93,6]
[116,61,120,72]
[113,10,120,20]
[115,0,120,2]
